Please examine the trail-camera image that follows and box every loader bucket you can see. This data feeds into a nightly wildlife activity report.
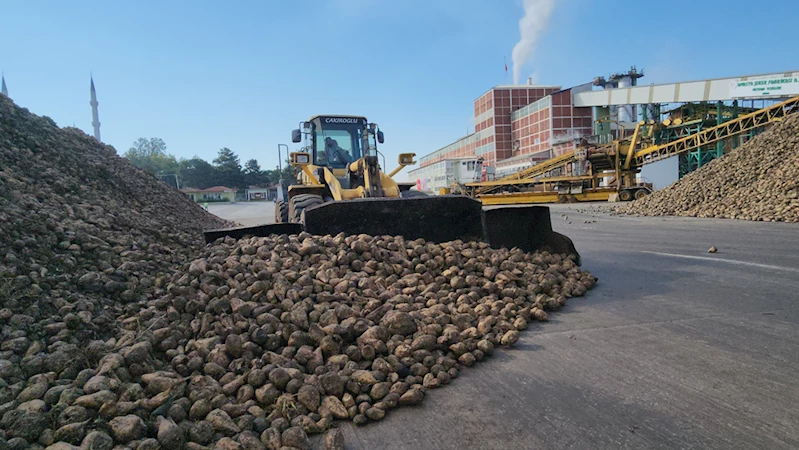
[302,196,581,265]
[202,196,581,265]
[302,196,485,244]
[481,206,580,265]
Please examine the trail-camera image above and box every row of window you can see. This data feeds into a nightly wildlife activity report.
[473,108,495,126]
[511,96,552,122]
[475,142,496,155]
[419,130,489,165]
[410,159,482,177]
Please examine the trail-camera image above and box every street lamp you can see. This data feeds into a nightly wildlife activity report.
[277,144,289,201]
[160,173,180,190]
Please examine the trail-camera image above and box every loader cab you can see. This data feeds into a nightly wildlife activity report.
[302,116,366,169]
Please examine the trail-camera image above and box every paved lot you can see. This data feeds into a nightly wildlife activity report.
[211,201,799,449]
[207,201,275,226]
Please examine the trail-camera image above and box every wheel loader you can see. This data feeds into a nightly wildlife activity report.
[203,115,582,264]
[273,115,423,225]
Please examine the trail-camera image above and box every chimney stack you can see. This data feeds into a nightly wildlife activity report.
[527,77,533,85]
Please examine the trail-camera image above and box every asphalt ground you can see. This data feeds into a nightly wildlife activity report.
[209,201,799,450]
[207,201,275,227]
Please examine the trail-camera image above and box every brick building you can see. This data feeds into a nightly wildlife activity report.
[509,85,593,159]
[417,82,594,181]
[419,84,561,169]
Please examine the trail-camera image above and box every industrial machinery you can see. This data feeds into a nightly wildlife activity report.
[466,95,799,205]
[273,115,420,224]
[203,115,583,263]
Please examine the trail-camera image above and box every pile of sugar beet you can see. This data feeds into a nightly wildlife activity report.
[0,95,597,450]
[615,112,799,222]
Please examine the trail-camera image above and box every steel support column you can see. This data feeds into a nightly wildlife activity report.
[732,100,739,149]
[715,101,724,158]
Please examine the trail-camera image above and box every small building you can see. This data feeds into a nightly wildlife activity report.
[246,186,278,201]
[494,154,539,180]
[408,157,483,194]
[180,186,237,203]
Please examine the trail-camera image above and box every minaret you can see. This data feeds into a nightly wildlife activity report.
[90,76,101,142]
[1,73,8,97]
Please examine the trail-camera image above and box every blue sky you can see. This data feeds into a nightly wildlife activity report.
[2,0,797,186]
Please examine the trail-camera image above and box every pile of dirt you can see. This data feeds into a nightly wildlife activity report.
[0,95,229,421]
[3,232,594,449]
[0,95,598,449]
[616,113,799,222]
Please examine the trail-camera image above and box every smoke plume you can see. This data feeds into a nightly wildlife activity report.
[511,0,555,84]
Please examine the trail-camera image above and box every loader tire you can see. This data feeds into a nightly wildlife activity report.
[619,190,633,202]
[634,189,648,200]
[289,194,324,223]
[274,200,288,223]
[400,190,427,198]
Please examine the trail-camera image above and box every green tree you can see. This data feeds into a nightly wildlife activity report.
[262,169,278,185]
[213,148,241,171]
[177,157,217,189]
[243,159,261,174]
[123,138,178,176]
[244,159,272,187]
[279,158,300,185]
[212,148,245,188]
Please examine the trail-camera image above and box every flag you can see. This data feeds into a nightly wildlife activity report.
[504,59,508,73]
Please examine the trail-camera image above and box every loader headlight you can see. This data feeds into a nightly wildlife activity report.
[398,153,416,165]
[291,152,311,166]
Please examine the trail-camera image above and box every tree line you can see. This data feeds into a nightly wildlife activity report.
[122,137,298,190]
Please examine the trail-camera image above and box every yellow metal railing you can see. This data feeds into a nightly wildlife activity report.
[467,152,577,194]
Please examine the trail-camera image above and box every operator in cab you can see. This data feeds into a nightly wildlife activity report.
[324,137,352,165]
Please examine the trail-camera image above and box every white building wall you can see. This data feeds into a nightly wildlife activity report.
[575,70,799,106]
[408,158,483,194]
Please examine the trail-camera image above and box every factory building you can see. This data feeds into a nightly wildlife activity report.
[509,86,594,159]
[412,68,799,202]
[414,81,598,187]
[418,83,562,169]
[412,68,647,189]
